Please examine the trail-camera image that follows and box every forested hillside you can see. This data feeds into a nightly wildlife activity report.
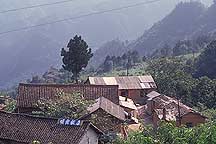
[130,1,216,55]
[92,1,216,68]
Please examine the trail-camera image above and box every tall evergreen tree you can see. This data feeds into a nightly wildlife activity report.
[61,35,93,83]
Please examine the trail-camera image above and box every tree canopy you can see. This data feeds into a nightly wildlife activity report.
[146,57,216,108]
[195,40,216,79]
[61,35,93,83]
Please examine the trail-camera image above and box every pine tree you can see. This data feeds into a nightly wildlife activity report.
[61,35,93,83]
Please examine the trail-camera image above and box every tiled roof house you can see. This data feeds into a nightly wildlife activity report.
[86,75,157,104]
[146,91,207,127]
[81,97,126,133]
[16,83,119,113]
[0,111,103,144]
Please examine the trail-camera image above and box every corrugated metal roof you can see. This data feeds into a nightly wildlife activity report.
[88,75,157,90]
[138,75,154,83]
[103,77,117,85]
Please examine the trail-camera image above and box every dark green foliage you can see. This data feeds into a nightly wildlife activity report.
[202,109,216,121]
[98,50,141,73]
[114,121,216,144]
[147,57,216,108]
[61,35,93,83]
[1,96,16,112]
[151,35,213,59]
[195,40,216,79]
[114,131,154,144]
[191,77,216,109]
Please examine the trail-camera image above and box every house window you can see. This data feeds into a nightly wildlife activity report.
[186,122,193,128]
[121,90,128,97]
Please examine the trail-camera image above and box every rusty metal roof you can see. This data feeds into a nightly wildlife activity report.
[88,75,157,90]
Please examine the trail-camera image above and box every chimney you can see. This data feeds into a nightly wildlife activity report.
[125,96,128,101]
[162,108,166,120]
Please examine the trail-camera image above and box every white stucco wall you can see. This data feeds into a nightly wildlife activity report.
[79,128,99,144]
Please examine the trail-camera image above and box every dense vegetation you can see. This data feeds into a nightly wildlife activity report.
[150,35,213,58]
[147,40,216,110]
[194,40,216,79]
[98,50,143,73]
[114,121,216,144]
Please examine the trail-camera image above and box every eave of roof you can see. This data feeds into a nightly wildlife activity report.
[0,111,101,144]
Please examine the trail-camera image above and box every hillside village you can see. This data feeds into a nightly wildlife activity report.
[0,74,210,144]
[0,1,216,144]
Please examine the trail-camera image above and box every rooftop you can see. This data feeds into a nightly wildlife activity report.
[88,75,157,90]
[87,97,126,121]
[17,83,119,108]
[0,111,102,144]
[151,92,206,121]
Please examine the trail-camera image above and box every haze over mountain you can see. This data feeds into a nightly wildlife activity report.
[0,0,213,88]
[91,1,215,67]
[130,1,216,55]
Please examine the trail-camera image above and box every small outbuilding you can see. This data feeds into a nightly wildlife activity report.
[146,91,207,127]
[80,97,127,133]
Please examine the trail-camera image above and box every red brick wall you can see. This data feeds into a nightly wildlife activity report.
[128,90,141,100]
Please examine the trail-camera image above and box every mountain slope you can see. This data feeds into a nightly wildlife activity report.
[130,1,207,55]
[90,39,129,68]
